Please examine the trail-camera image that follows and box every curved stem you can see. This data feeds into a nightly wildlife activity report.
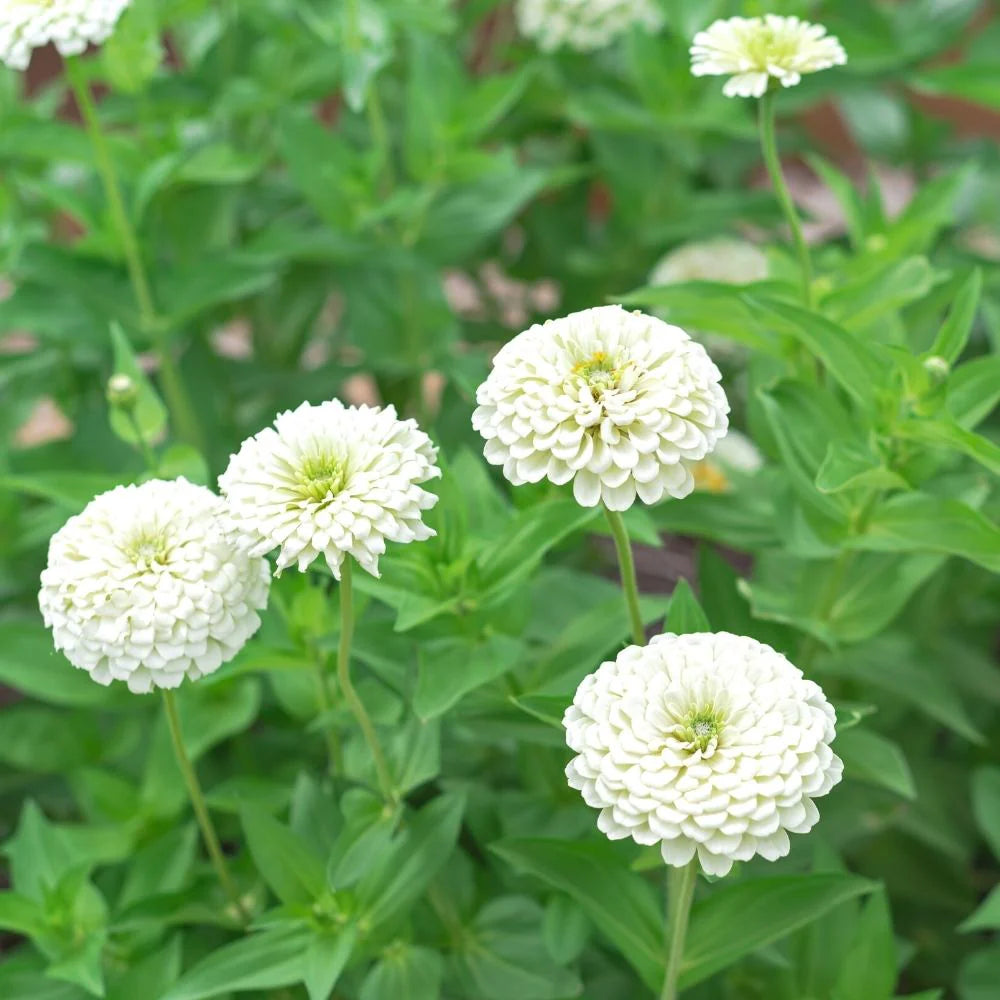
[758,91,813,306]
[64,56,203,451]
[603,506,645,646]
[661,860,698,1000]
[161,690,248,922]
[336,561,397,803]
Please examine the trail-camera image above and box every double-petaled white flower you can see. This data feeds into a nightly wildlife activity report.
[219,400,440,578]
[690,15,847,98]
[472,305,729,511]
[564,632,843,876]
[39,479,270,694]
[650,237,769,289]
[515,0,663,53]
[0,0,131,70]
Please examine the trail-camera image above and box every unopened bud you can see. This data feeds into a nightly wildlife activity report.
[922,355,950,384]
[106,373,139,410]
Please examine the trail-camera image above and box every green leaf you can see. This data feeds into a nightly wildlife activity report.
[836,728,916,800]
[680,873,877,988]
[948,356,1000,429]
[822,256,936,332]
[160,926,310,1000]
[100,0,162,93]
[359,945,442,1000]
[971,767,1000,861]
[452,896,581,1000]
[847,492,1000,572]
[108,322,168,448]
[356,793,465,927]
[929,268,981,364]
[304,927,357,1000]
[804,155,866,248]
[414,634,523,720]
[0,891,45,937]
[491,838,663,991]
[241,808,326,906]
[664,580,710,633]
[543,895,590,965]
[831,889,897,1000]
[960,886,1000,932]
[958,943,1000,1000]
[816,441,908,494]
[896,418,1000,477]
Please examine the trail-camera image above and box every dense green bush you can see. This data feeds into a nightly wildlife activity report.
[1,2,999,998]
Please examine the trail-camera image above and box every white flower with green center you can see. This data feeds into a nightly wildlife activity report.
[38,479,271,694]
[564,632,843,876]
[690,15,847,98]
[472,305,729,511]
[0,0,131,70]
[219,400,440,578]
[515,0,663,53]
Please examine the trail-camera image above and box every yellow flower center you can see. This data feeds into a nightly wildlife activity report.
[298,452,347,502]
[744,28,799,69]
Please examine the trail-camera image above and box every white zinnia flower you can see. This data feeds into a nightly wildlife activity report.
[564,632,843,876]
[515,0,663,53]
[0,0,131,71]
[693,430,763,493]
[690,15,847,98]
[649,238,768,289]
[39,479,270,694]
[219,400,440,578]
[472,305,729,511]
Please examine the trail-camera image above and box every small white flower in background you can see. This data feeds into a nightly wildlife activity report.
[219,400,440,578]
[690,15,846,98]
[564,632,842,876]
[39,479,270,694]
[693,430,763,493]
[649,237,768,363]
[472,305,729,511]
[516,0,663,53]
[0,0,131,71]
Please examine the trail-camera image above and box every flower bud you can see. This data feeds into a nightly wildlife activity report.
[922,355,950,384]
[106,373,139,411]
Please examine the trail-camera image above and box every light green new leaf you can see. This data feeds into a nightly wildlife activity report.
[816,440,909,494]
[304,926,357,1000]
[680,874,877,988]
[948,356,1000,429]
[896,418,1000,477]
[960,886,1000,932]
[160,925,311,1000]
[491,838,663,991]
[664,579,710,634]
[929,268,981,364]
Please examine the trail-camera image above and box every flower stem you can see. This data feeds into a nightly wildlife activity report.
[661,859,698,1000]
[310,644,342,775]
[63,56,203,452]
[758,91,813,307]
[336,561,397,804]
[126,407,158,473]
[603,506,645,646]
[161,690,248,922]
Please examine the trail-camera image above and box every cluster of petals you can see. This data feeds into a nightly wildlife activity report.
[0,0,130,70]
[219,400,440,578]
[564,632,843,876]
[472,305,729,511]
[649,237,768,289]
[515,0,662,53]
[39,479,270,694]
[690,15,847,98]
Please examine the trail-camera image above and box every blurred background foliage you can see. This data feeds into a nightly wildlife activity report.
[1,1,999,998]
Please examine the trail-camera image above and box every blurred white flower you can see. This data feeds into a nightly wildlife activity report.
[692,430,763,492]
[473,305,729,511]
[650,238,768,288]
[219,400,440,578]
[516,0,663,53]
[39,479,270,694]
[565,632,842,876]
[0,0,131,70]
[690,15,846,98]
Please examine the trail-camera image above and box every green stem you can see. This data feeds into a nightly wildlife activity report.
[125,407,157,472]
[603,506,645,646]
[161,690,248,922]
[64,56,203,451]
[661,860,698,1000]
[336,561,397,804]
[310,645,341,775]
[758,91,813,307]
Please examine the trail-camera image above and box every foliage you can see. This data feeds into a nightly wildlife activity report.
[2,1,1000,998]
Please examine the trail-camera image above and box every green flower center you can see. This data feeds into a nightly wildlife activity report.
[298,452,347,502]
[682,708,725,754]
[572,351,625,398]
[125,530,170,566]
[744,28,798,69]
